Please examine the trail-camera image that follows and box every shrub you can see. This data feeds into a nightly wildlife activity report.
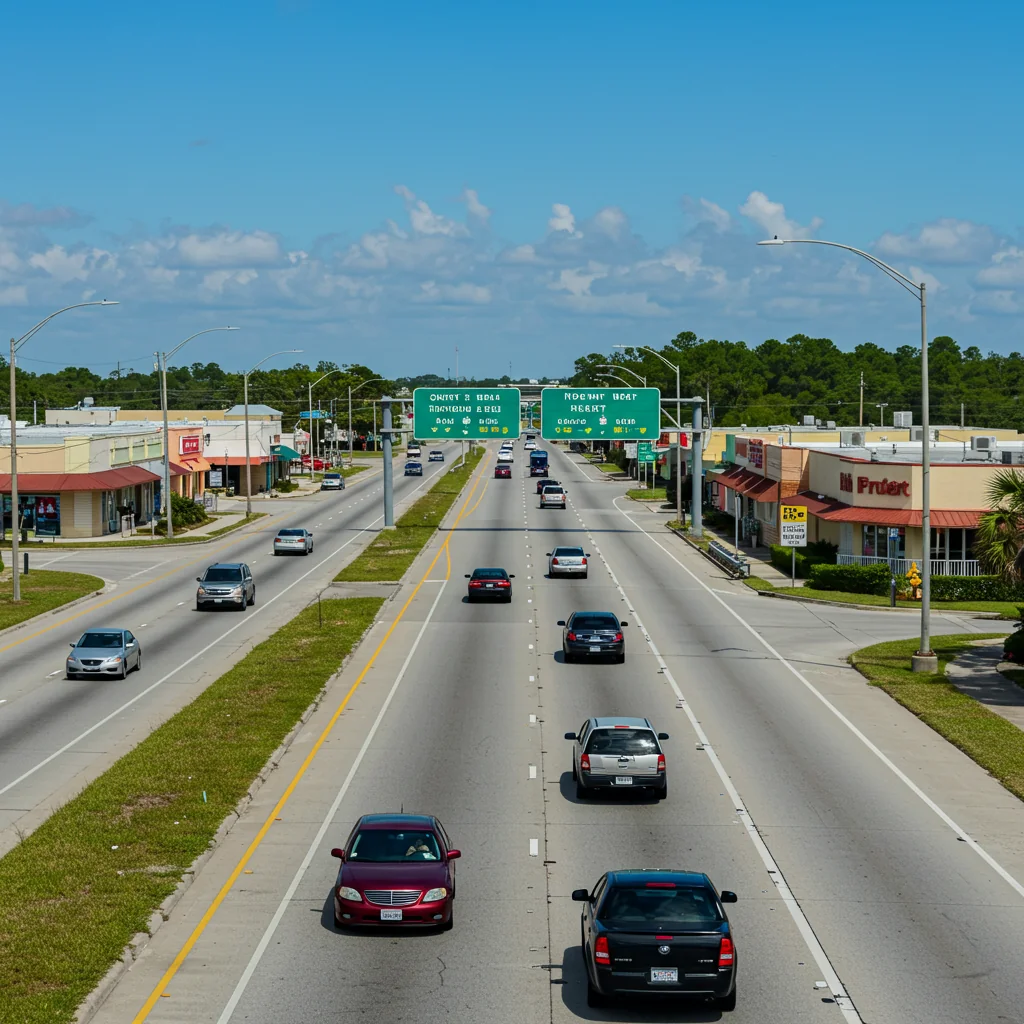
[929,575,1024,602]
[808,562,893,595]
[1003,628,1024,661]
[769,542,836,579]
[169,492,208,529]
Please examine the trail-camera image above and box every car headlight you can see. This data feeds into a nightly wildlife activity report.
[337,886,361,902]
[198,587,207,595]
[230,585,243,594]
[104,655,123,664]
[423,887,448,902]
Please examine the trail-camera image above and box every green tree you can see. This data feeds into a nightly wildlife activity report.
[977,470,1024,577]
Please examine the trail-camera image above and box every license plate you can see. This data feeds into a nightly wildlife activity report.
[650,967,677,984]
[615,776,633,785]
[486,583,494,588]
[590,646,601,653]
[214,598,224,603]
[380,909,403,922]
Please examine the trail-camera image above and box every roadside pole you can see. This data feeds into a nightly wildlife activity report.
[382,397,394,528]
[691,400,703,539]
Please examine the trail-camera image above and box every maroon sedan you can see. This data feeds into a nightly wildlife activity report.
[494,464,512,478]
[331,813,460,930]
[537,477,560,494]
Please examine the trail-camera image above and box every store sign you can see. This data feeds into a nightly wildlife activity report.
[179,434,202,456]
[209,469,223,487]
[779,504,808,547]
[840,471,909,496]
[748,438,765,469]
[736,438,748,458]
[624,442,638,459]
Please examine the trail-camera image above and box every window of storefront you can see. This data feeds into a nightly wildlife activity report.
[862,524,905,558]
[755,500,776,524]
[2,495,61,536]
[932,528,977,561]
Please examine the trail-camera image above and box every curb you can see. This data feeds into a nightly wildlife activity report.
[0,583,110,644]
[755,588,1006,619]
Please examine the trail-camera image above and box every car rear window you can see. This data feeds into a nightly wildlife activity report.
[78,632,122,648]
[553,547,584,557]
[586,729,658,755]
[543,487,564,494]
[348,830,440,862]
[278,529,305,536]
[324,473,341,479]
[571,614,619,630]
[204,567,243,582]
[473,569,508,580]
[599,885,722,928]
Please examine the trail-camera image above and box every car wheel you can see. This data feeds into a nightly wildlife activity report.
[571,761,578,782]
[616,652,625,664]
[196,602,203,611]
[582,571,588,579]
[505,593,512,603]
[658,781,668,800]
[575,779,588,800]
[273,550,280,556]
[441,906,454,931]
[586,979,607,1008]
[249,588,256,606]
[119,662,127,680]
[135,651,143,674]
[66,673,77,681]
[718,986,737,1011]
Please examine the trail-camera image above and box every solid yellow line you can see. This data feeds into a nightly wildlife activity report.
[130,451,489,1022]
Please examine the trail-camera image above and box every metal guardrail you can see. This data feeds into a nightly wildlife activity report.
[707,540,750,577]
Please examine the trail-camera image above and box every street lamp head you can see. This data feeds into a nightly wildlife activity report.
[98,299,120,305]
[757,238,786,245]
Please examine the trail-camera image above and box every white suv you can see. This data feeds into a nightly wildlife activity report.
[540,485,567,508]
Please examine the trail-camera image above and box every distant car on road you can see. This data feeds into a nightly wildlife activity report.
[407,445,422,458]
[405,461,423,476]
[465,567,515,602]
[547,546,588,578]
[331,813,461,930]
[572,870,737,1009]
[537,477,560,494]
[565,717,669,800]
[494,464,512,479]
[496,450,514,464]
[428,450,445,462]
[540,484,567,508]
[524,440,537,450]
[196,563,255,611]
[558,611,627,663]
[320,472,345,491]
[300,455,327,471]
[274,528,313,555]
[66,628,141,680]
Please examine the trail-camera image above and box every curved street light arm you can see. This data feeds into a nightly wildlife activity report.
[166,326,238,362]
[14,300,119,352]
[351,376,386,394]
[247,349,301,377]
[595,363,647,385]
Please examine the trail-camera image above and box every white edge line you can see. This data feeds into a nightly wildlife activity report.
[216,579,449,1024]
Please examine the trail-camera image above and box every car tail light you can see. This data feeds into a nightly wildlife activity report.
[594,935,610,965]
[582,557,587,565]
[718,935,734,967]
[614,632,623,642]
[580,753,591,772]
[645,882,676,888]
[552,558,559,565]
[657,754,666,773]
[498,580,510,587]
[655,934,673,941]
[469,581,482,588]
[567,632,576,642]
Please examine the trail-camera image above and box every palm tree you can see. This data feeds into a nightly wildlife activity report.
[976,469,1024,577]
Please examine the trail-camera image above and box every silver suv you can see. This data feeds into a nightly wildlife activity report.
[196,562,255,611]
[565,717,669,800]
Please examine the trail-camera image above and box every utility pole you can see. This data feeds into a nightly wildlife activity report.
[961,402,965,429]
[875,402,888,427]
[859,371,864,427]
[382,397,395,528]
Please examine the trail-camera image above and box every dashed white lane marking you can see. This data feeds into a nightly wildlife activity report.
[138,623,147,628]
[528,644,534,650]
[529,764,537,779]
[177,601,185,606]
[529,675,535,682]
[529,714,537,724]
[46,670,62,678]
[529,838,539,857]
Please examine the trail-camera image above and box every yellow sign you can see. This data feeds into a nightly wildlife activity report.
[780,504,807,523]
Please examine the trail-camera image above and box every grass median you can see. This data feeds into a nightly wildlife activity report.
[0,595,384,1024]
[334,447,484,583]
[850,634,1024,801]
[0,569,104,632]
[626,487,667,502]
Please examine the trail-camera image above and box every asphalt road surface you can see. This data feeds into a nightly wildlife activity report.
[88,442,1024,1024]
[0,451,453,855]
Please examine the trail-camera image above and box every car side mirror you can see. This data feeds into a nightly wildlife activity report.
[557,620,566,626]
[571,889,591,902]
[447,849,461,860]
[564,732,577,740]
[720,890,738,903]
[508,574,515,579]
[196,577,202,582]
[464,574,471,578]
[586,553,591,557]
[127,641,136,647]
[546,553,551,557]
[620,621,628,627]
[657,732,669,740]
[69,642,76,648]
[330,848,345,860]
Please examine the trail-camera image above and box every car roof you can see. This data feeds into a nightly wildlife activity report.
[605,870,711,888]
[472,566,508,575]
[81,628,125,634]
[208,562,243,569]
[356,813,437,830]
[590,716,652,730]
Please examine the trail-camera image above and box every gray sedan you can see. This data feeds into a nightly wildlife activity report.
[274,528,314,555]
[67,629,142,680]
[547,546,589,578]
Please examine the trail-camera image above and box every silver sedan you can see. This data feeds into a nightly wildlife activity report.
[274,528,314,555]
[67,629,142,680]
[547,546,590,578]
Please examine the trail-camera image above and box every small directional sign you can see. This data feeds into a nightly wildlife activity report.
[540,387,660,440]
[637,441,658,463]
[779,504,808,547]
[412,387,521,439]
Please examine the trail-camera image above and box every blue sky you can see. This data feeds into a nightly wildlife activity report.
[2,0,1022,379]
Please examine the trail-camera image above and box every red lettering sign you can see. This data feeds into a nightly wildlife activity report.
[857,475,909,497]
[748,438,764,469]
[179,435,202,456]
[839,472,853,492]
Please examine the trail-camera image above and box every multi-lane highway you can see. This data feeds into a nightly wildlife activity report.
[0,453,452,856]
[83,440,1024,1024]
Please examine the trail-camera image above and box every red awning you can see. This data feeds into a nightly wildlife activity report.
[721,468,778,501]
[168,463,190,477]
[0,466,160,492]
[789,491,852,517]
[789,491,986,528]
[744,477,779,502]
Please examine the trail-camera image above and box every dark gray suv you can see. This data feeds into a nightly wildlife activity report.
[196,562,255,611]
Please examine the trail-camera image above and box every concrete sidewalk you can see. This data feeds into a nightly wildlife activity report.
[947,638,1024,731]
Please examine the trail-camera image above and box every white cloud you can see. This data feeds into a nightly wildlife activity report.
[200,268,259,294]
[977,246,1024,287]
[29,245,116,283]
[177,230,280,267]
[416,280,491,304]
[908,265,942,293]
[549,264,608,297]
[499,244,538,263]
[739,190,822,239]
[971,289,1020,314]
[548,203,582,237]
[459,188,491,223]
[683,196,731,231]
[875,218,997,265]
[394,185,467,237]
[0,284,27,305]
[592,207,628,240]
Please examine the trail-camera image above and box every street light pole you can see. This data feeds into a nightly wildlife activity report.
[633,346,683,528]
[158,326,238,538]
[347,378,385,467]
[306,369,343,481]
[8,301,118,601]
[243,349,302,516]
[758,237,935,669]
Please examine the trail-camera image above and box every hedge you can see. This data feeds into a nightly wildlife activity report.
[808,562,892,595]
[769,542,835,579]
[929,574,1024,602]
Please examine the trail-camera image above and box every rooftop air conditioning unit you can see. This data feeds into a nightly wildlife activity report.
[851,430,865,447]
[802,415,815,426]
[893,411,913,428]
[1003,451,1014,465]
[826,420,836,429]
[83,396,95,407]
[971,435,998,451]
[910,426,940,442]
[815,418,822,427]
[778,435,785,445]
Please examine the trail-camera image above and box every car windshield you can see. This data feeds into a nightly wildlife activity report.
[78,632,122,648]
[586,729,658,755]
[543,487,564,494]
[571,614,619,630]
[204,567,243,582]
[599,885,722,928]
[553,547,584,557]
[277,530,305,537]
[348,829,441,862]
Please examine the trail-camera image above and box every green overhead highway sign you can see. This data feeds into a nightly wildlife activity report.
[412,387,521,439]
[637,441,658,463]
[540,387,661,440]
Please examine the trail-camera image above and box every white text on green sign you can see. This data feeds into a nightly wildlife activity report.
[540,387,660,440]
[412,387,521,438]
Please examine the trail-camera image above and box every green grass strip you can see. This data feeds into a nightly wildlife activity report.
[0,570,104,631]
[766,585,1018,617]
[626,487,666,502]
[850,633,1024,801]
[0,596,383,1024]
[334,447,484,582]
